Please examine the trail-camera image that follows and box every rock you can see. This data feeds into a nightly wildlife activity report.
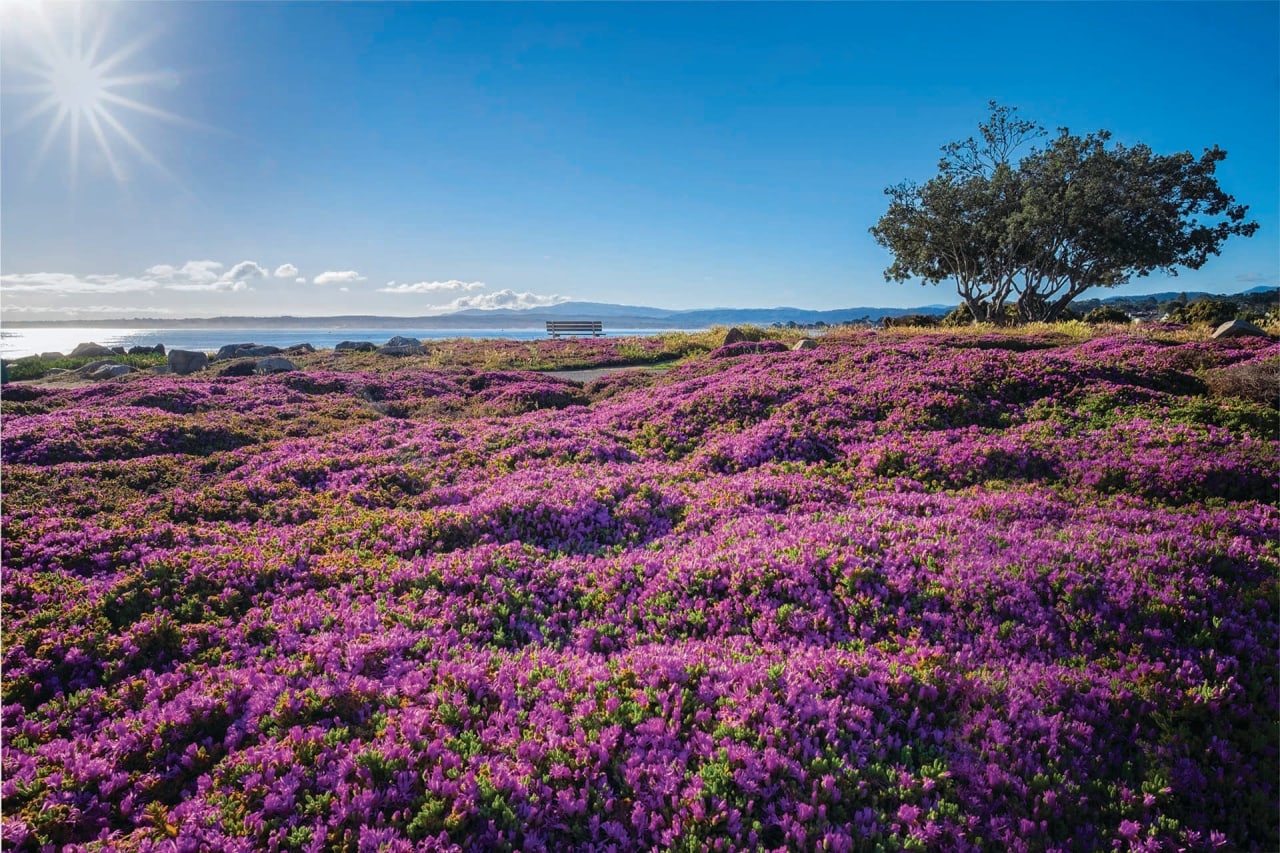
[336,340,377,352]
[69,342,116,358]
[285,343,315,354]
[110,346,128,355]
[72,359,119,377]
[216,359,257,377]
[1212,319,1268,339]
[385,335,423,348]
[127,344,166,355]
[709,340,790,360]
[722,327,748,346]
[168,349,209,375]
[376,344,424,357]
[90,363,133,379]
[256,357,297,374]
[213,343,280,360]
[39,351,65,360]
[792,338,819,351]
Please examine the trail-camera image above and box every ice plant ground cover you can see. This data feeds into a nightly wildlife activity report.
[2,327,1277,851]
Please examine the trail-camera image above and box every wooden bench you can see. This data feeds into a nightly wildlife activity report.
[546,320,603,338]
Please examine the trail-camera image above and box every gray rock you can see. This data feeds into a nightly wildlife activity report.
[168,349,209,375]
[110,346,128,355]
[214,343,258,361]
[69,342,116,358]
[1212,319,1268,339]
[377,344,424,357]
[336,340,377,352]
[39,351,65,360]
[722,327,748,346]
[127,344,166,355]
[385,335,423,348]
[72,359,118,377]
[90,363,134,379]
[792,338,819,351]
[285,342,315,354]
[256,356,297,374]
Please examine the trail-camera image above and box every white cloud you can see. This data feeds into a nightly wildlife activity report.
[314,270,365,285]
[295,277,306,284]
[1,258,261,298]
[445,289,567,311]
[146,260,223,284]
[378,280,486,294]
[0,303,176,315]
[1236,272,1277,284]
[223,261,269,282]
[274,263,299,278]
[1,272,155,294]
[167,279,249,293]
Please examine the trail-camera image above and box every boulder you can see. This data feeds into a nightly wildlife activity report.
[792,338,819,351]
[215,343,256,360]
[216,359,257,377]
[336,340,377,353]
[127,344,166,355]
[385,335,423,348]
[1212,319,1268,339]
[39,351,65,360]
[285,343,316,355]
[168,349,208,375]
[110,346,128,355]
[377,344,424,357]
[722,327,748,346]
[256,357,297,374]
[69,342,116,358]
[72,359,119,377]
[89,363,134,380]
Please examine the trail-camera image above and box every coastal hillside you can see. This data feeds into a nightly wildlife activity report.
[2,327,1277,850]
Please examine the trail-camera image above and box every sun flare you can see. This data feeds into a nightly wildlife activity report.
[2,1,192,188]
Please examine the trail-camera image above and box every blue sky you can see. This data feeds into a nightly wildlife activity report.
[2,1,1276,320]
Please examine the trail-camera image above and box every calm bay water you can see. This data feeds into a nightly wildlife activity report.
[0,327,682,359]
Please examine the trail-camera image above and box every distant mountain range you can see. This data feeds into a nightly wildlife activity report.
[4,287,1273,329]
[3,301,958,330]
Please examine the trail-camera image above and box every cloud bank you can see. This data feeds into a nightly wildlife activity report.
[378,280,486,294]
[274,263,299,278]
[445,289,568,311]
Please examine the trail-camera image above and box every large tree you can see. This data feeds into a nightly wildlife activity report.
[870,103,1258,323]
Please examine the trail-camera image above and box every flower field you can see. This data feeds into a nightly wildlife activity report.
[2,329,1277,851]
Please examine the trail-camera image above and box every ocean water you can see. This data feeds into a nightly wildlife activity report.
[0,327,682,359]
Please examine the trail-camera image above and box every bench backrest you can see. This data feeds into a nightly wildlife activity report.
[546,321,603,336]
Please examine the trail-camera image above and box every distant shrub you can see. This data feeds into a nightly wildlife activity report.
[1083,305,1132,324]
[882,314,941,329]
[1166,299,1239,326]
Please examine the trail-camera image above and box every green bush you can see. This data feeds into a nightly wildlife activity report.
[1,353,166,382]
[1165,299,1239,327]
[1083,305,1132,324]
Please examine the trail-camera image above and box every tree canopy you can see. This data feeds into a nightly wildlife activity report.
[870,103,1258,323]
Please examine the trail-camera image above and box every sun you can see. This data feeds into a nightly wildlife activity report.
[2,1,192,189]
